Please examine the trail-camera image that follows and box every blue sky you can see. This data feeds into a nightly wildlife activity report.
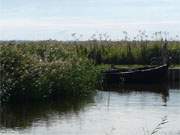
[0,0,180,40]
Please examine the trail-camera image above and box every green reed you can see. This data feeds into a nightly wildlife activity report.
[0,43,100,103]
[0,40,179,103]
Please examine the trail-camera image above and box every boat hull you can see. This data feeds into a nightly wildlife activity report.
[102,65,168,84]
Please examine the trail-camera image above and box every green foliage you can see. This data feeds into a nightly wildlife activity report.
[0,44,100,103]
[0,40,179,103]
[84,41,180,65]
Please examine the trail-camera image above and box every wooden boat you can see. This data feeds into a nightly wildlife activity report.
[102,64,168,84]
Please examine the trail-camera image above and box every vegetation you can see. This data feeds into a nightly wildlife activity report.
[0,43,101,103]
[79,40,180,65]
[0,40,180,103]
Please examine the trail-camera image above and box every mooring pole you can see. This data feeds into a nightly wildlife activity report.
[162,39,168,65]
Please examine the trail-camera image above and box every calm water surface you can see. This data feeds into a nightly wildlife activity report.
[0,82,180,135]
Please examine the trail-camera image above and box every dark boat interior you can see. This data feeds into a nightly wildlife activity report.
[104,65,166,73]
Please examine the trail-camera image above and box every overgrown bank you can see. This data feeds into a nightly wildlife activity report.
[0,40,179,103]
[0,44,101,103]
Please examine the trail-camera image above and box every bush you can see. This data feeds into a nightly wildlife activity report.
[0,45,99,103]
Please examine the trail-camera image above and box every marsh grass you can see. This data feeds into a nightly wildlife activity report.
[84,40,180,65]
[0,40,179,103]
[150,116,168,135]
[142,116,168,135]
[0,44,100,103]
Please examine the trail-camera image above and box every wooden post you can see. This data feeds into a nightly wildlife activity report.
[161,39,168,65]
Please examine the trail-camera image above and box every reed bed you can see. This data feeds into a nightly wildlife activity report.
[0,43,101,103]
[0,40,179,103]
[76,40,180,65]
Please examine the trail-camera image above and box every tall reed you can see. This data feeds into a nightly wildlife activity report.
[0,40,179,102]
[0,44,100,103]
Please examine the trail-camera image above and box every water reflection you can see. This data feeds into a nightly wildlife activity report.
[0,82,179,135]
[0,97,94,130]
[169,81,180,90]
[101,83,170,104]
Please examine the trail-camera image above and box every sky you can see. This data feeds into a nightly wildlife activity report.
[0,0,180,40]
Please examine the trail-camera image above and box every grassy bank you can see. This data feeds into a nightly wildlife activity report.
[0,40,179,103]
[0,44,101,103]
[80,40,180,65]
[1,40,180,65]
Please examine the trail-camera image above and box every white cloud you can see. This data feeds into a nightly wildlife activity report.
[1,18,180,40]
[1,18,180,30]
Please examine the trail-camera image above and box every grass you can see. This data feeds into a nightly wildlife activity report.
[0,44,101,103]
[0,40,180,103]
[143,116,168,135]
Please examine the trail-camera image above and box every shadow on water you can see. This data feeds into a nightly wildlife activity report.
[0,81,179,132]
[0,97,94,130]
[100,81,180,105]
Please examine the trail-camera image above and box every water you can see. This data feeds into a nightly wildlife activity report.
[0,82,180,135]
